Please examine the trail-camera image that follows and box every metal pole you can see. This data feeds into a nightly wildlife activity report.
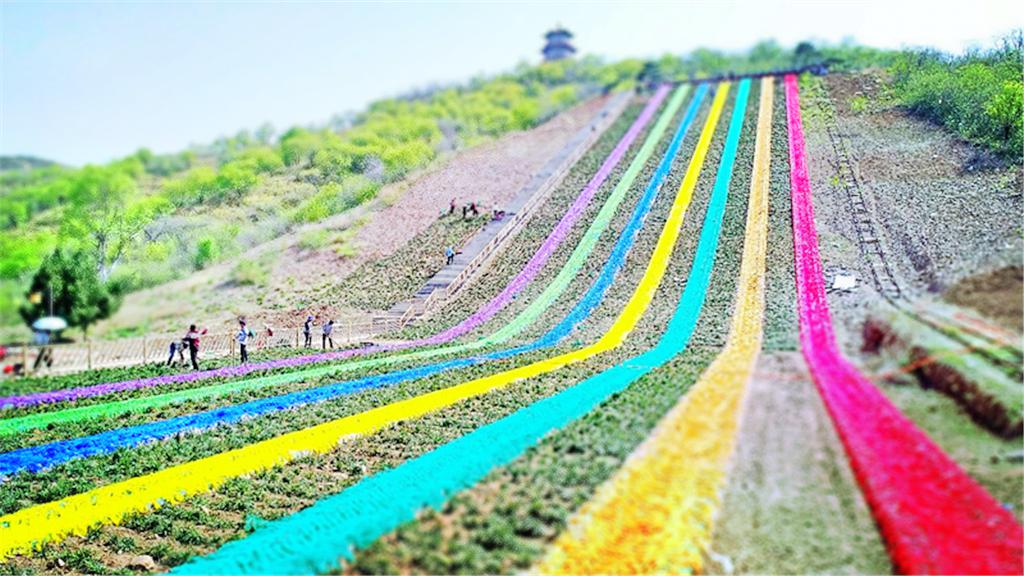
[87,341,92,370]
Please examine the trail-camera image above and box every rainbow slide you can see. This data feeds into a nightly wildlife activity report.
[173,80,748,574]
[0,84,704,477]
[0,84,731,560]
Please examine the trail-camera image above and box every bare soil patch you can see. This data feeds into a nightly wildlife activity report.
[944,266,1023,334]
[708,352,890,575]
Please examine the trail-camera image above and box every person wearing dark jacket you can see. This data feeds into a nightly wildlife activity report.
[303,315,314,348]
[322,319,334,349]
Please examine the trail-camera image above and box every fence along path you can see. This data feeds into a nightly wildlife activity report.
[4,317,393,378]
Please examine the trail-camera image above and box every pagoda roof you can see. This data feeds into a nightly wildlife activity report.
[545,27,574,39]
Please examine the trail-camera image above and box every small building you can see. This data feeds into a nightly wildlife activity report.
[542,27,576,61]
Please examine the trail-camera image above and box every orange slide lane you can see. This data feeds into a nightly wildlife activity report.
[538,76,771,574]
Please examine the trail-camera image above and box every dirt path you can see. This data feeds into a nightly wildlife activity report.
[96,96,609,338]
[708,352,890,575]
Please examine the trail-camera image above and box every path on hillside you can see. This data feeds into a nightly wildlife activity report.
[386,92,630,321]
[97,96,611,339]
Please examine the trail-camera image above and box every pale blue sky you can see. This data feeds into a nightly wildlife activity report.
[2,0,1020,165]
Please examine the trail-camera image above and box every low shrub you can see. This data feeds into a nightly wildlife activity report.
[193,237,220,270]
[232,258,268,286]
[890,33,1023,157]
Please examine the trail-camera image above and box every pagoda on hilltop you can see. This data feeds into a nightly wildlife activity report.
[542,27,576,61]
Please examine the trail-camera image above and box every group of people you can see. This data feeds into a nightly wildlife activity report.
[448,197,480,220]
[166,313,338,371]
[166,324,209,370]
[1,311,344,379]
[167,319,257,369]
[303,315,336,349]
[442,198,510,266]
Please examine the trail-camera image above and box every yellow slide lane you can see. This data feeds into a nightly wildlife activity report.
[538,76,774,574]
[0,85,731,559]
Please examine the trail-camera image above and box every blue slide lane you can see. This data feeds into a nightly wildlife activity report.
[175,80,751,575]
[0,85,709,479]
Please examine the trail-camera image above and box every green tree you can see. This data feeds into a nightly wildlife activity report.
[59,162,166,281]
[19,248,121,338]
[794,41,822,67]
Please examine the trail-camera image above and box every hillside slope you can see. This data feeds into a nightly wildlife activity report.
[802,71,1023,349]
[94,97,609,339]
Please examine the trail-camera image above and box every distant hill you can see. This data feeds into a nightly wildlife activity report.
[0,155,58,172]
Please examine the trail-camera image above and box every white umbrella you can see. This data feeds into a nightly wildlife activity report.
[32,316,68,332]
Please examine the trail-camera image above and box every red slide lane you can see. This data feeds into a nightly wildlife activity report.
[784,74,1022,575]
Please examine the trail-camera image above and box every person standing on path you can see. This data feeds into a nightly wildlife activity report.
[322,319,334,350]
[236,319,250,364]
[303,315,314,348]
[183,324,207,370]
[445,245,455,266]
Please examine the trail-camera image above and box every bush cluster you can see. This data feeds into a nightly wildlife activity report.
[891,32,1023,157]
